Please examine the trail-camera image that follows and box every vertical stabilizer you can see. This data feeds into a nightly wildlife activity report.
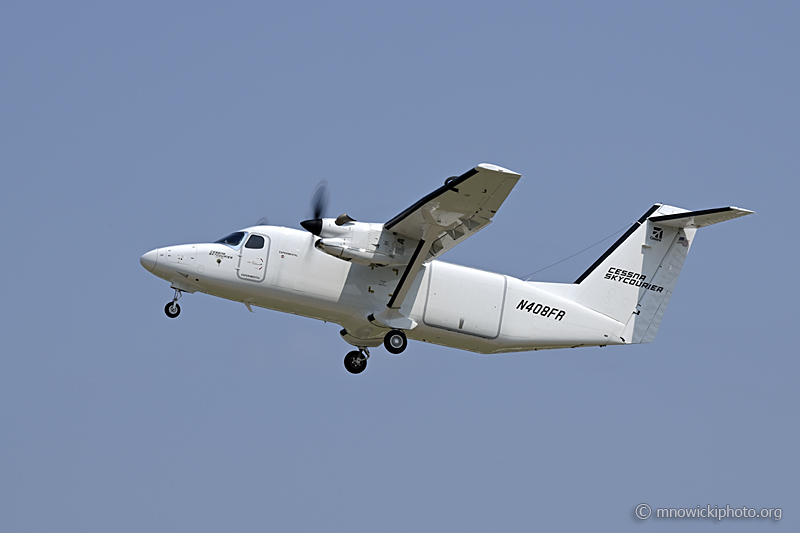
[564,204,752,343]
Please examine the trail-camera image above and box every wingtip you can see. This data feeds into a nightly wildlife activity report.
[477,163,521,176]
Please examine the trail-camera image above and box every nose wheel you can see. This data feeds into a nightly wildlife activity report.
[383,329,407,354]
[344,348,369,374]
[164,289,182,318]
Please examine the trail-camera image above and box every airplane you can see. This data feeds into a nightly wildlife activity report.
[140,163,753,374]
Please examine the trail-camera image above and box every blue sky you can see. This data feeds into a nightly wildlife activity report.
[2,2,797,531]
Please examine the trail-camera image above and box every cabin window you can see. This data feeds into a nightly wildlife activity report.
[245,235,265,249]
[214,232,246,247]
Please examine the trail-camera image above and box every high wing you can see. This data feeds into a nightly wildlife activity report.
[385,163,521,262]
[372,164,521,327]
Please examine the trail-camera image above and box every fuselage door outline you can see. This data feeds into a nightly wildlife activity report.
[238,233,270,282]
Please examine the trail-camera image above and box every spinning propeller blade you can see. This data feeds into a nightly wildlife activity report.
[300,181,329,235]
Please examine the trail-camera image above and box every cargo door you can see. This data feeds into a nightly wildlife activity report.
[423,262,506,338]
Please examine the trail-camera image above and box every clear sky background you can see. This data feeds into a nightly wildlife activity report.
[2,2,797,531]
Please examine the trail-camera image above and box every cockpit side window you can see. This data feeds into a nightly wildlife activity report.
[214,232,246,247]
[245,235,265,249]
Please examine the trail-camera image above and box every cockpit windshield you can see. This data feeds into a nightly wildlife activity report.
[214,231,246,247]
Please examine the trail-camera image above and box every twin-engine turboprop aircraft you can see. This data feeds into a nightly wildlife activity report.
[140,164,752,374]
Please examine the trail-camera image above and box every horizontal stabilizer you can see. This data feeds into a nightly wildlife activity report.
[649,207,753,228]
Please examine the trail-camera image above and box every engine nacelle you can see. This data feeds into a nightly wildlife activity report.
[314,220,416,267]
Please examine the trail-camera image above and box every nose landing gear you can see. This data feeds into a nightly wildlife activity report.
[164,289,182,318]
[344,347,370,374]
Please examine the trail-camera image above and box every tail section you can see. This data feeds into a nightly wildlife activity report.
[564,204,752,343]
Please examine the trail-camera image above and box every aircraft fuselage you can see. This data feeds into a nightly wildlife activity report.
[141,225,624,354]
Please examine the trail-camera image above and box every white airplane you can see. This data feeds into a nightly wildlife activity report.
[140,164,752,374]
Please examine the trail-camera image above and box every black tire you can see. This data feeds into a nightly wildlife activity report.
[383,329,407,354]
[164,302,181,318]
[344,351,367,374]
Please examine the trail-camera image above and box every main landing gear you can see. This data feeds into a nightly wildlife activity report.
[343,329,408,374]
[383,329,407,354]
[164,289,182,318]
[344,348,369,374]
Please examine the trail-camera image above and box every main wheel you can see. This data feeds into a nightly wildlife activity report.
[164,302,181,318]
[383,329,407,354]
[344,351,367,374]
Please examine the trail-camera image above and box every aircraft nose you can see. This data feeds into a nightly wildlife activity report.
[140,249,158,272]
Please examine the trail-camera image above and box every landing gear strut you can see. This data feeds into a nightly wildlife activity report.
[383,329,407,354]
[164,289,182,318]
[344,347,370,374]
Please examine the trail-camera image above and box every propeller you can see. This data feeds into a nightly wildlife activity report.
[300,181,329,236]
